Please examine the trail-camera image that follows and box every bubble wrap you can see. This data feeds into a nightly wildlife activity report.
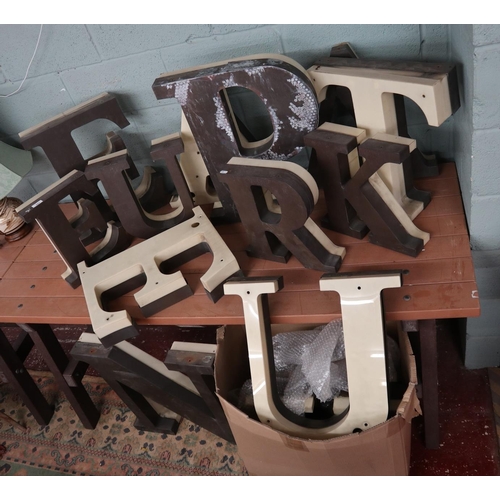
[238,320,402,417]
[275,320,347,414]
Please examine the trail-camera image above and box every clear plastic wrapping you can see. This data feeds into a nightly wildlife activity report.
[238,320,401,417]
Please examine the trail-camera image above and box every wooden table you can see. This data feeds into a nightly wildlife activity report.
[0,162,479,447]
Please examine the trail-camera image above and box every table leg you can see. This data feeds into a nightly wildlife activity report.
[401,319,439,449]
[0,327,54,426]
[17,323,100,429]
[418,319,439,449]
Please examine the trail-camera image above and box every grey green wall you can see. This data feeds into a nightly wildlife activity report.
[450,25,500,368]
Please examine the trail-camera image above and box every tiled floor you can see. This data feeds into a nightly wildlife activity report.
[1,319,499,475]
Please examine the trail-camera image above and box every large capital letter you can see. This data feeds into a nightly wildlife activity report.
[346,137,430,256]
[79,207,242,347]
[224,271,402,439]
[16,170,130,288]
[305,123,368,239]
[308,62,456,210]
[309,61,458,136]
[305,123,430,241]
[152,55,319,222]
[306,124,430,256]
[315,51,460,178]
[85,137,194,240]
[18,93,131,244]
[221,158,345,272]
[19,92,130,178]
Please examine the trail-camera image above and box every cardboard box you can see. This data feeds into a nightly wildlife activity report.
[215,324,421,476]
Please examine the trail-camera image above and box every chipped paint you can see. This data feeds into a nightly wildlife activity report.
[174,80,190,107]
[222,74,237,89]
[226,60,262,70]
[287,76,317,132]
[267,106,282,145]
[245,67,266,77]
[213,96,234,140]
[260,151,289,161]
[260,146,302,161]
[159,81,190,106]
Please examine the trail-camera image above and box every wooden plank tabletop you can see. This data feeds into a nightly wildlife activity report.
[0,162,480,326]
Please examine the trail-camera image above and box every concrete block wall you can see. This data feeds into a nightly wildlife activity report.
[457,25,500,368]
[0,24,453,201]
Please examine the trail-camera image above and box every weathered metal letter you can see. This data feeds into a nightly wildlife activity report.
[85,139,193,240]
[153,55,319,222]
[221,157,345,272]
[16,170,129,288]
[306,123,430,249]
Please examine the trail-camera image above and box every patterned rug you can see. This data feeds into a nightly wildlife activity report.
[488,367,500,453]
[0,371,247,476]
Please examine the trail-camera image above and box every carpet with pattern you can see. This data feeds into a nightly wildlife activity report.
[0,371,247,476]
